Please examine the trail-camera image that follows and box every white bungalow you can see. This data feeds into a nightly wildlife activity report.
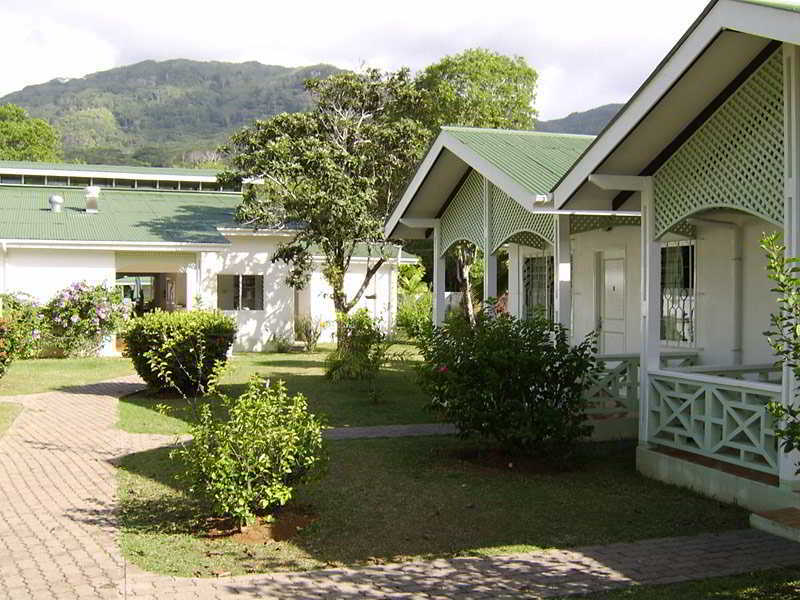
[0,161,413,352]
[387,0,800,531]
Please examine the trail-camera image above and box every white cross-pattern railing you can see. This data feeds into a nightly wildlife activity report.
[585,351,698,418]
[648,369,781,475]
[674,363,782,384]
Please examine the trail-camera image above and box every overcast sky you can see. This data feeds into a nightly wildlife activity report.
[0,0,710,121]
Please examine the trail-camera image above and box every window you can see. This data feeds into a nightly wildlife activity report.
[522,255,554,321]
[661,241,695,345]
[217,275,264,310]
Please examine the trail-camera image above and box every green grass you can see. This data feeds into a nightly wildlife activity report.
[117,438,748,577]
[119,343,434,434]
[0,402,22,436]
[560,567,800,599]
[0,357,135,396]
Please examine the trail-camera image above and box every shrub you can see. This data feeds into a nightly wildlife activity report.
[396,291,432,340]
[325,309,391,382]
[121,310,236,397]
[416,310,603,462]
[173,375,325,527]
[0,318,24,379]
[0,292,48,359]
[45,281,130,356]
[270,332,294,353]
[762,233,800,465]
[295,315,324,352]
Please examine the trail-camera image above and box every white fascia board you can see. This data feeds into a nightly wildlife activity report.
[218,228,296,238]
[0,239,226,251]
[552,0,800,210]
[384,135,449,239]
[533,209,642,217]
[0,166,218,183]
[440,132,537,211]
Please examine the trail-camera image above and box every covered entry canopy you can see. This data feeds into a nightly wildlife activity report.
[386,127,595,244]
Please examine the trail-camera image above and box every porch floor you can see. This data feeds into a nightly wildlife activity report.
[651,445,779,487]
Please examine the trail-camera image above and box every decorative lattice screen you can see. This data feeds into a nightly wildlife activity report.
[654,49,784,237]
[440,170,485,256]
[490,184,553,252]
[570,215,641,235]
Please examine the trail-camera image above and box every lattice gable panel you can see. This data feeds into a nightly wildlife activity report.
[570,215,641,235]
[654,50,784,238]
[507,231,547,249]
[440,170,485,256]
[489,184,554,253]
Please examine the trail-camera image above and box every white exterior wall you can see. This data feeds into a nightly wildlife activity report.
[570,226,642,353]
[198,236,294,353]
[299,259,399,343]
[568,215,778,365]
[4,248,115,302]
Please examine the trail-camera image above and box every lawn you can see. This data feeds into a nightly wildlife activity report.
[559,567,800,599]
[119,343,434,434]
[0,402,22,436]
[117,437,748,577]
[0,357,135,396]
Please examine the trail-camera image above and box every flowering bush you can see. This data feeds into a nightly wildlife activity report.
[0,318,25,379]
[45,282,130,357]
[416,310,604,463]
[0,292,48,359]
[295,315,325,352]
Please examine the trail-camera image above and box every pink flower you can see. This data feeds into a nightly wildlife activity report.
[437,365,448,373]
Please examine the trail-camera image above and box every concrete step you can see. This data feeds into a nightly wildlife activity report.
[750,507,800,543]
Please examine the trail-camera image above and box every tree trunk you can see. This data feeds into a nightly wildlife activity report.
[455,245,476,325]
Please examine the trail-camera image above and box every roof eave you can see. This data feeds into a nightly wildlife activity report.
[551,0,800,208]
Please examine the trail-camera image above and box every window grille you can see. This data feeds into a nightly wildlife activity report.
[217,275,264,311]
[523,255,554,321]
[660,240,695,346]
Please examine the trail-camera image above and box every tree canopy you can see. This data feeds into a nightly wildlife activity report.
[415,48,538,133]
[0,104,61,161]
[220,69,428,318]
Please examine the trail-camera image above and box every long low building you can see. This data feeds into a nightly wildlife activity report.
[0,160,414,352]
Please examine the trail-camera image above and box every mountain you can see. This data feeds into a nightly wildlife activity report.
[536,103,623,135]
[1,59,343,165]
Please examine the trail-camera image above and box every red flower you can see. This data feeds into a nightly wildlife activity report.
[437,365,448,373]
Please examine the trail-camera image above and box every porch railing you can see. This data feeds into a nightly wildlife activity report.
[648,369,781,476]
[585,351,698,418]
[673,362,782,384]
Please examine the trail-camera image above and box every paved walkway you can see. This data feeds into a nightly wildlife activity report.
[1,380,799,599]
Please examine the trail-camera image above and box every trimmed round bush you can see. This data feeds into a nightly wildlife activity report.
[173,376,325,527]
[121,310,236,397]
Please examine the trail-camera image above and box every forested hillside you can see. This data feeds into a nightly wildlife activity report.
[0,59,341,165]
[536,103,622,135]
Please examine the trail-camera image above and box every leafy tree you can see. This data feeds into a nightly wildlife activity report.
[414,49,538,323]
[0,104,61,161]
[220,69,428,341]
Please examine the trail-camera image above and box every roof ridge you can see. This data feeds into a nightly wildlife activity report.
[441,125,596,139]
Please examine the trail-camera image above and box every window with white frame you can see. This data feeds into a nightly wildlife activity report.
[660,240,695,345]
[217,275,264,310]
[522,255,554,321]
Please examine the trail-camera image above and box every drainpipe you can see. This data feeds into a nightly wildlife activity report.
[689,217,743,365]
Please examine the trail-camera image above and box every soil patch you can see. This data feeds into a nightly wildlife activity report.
[205,508,316,545]
[454,446,584,475]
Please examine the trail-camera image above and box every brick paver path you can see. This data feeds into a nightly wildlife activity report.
[1,379,800,599]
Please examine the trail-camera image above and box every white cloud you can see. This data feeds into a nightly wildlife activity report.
[1,0,710,119]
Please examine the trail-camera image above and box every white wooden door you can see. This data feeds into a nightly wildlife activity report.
[598,250,626,353]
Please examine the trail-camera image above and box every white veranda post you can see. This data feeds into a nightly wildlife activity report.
[553,215,571,329]
[780,42,800,490]
[432,220,446,326]
[506,243,521,317]
[483,177,497,302]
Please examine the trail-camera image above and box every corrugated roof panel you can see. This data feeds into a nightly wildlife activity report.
[442,127,595,195]
[0,186,238,244]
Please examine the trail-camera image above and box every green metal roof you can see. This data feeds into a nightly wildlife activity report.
[0,160,219,178]
[0,186,238,244]
[442,127,595,195]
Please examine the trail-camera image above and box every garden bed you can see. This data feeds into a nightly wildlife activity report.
[119,344,434,434]
[117,436,748,577]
